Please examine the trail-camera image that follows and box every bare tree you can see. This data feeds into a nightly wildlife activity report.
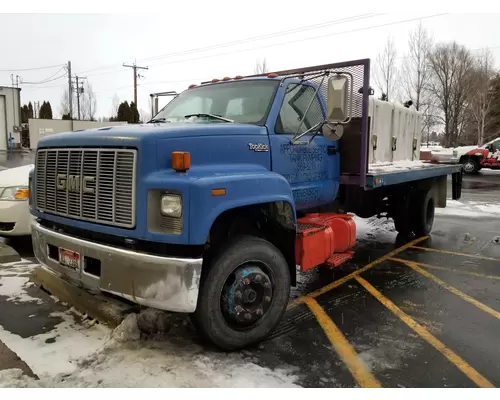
[402,22,433,111]
[427,42,475,147]
[254,58,269,74]
[374,36,398,102]
[139,108,151,123]
[468,48,496,145]
[80,82,97,121]
[111,93,120,118]
[59,88,77,117]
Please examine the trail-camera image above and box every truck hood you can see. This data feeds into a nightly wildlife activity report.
[37,122,267,148]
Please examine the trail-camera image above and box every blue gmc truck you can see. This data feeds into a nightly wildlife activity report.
[29,59,462,350]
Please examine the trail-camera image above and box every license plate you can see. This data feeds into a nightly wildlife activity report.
[59,248,81,270]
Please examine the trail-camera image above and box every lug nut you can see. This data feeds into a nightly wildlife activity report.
[264,296,271,303]
[256,308,264,316]
[255,274,262,283]
[243,278,250,285]
[235,291,242,299]
[235,305,243,313]
[244,313,252,321]
[264,282,271,289]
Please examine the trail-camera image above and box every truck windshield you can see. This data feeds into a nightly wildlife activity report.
[152,80,279,125]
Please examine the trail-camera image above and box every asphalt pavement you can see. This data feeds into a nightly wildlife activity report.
[0,162,499,387]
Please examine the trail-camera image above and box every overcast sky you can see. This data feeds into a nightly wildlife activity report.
[1,8,500,120]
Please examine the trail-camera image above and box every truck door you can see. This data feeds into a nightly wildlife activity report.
[268,81,340,210]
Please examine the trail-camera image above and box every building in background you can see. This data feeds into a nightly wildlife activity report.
[0,86,22,152]
[28,119,128,149]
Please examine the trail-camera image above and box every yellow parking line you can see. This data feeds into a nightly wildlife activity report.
[355,275,495,388]
[394,259,500,321]
[410,246,500,262]
[389,257,500,281]
[288,236,429,310]
[303,296,382,388]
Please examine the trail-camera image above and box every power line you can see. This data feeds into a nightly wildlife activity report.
[78,14,385,77]
[20,68,67,85]
[85,13,450,78]
[0,63,65,73]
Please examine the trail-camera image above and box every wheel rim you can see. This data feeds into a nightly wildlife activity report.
[463,160,475,173]
[220,264,274,330]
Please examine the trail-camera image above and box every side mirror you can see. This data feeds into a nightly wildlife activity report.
[326,74,351,124]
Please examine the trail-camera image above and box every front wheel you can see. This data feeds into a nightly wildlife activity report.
[192,235,291,351]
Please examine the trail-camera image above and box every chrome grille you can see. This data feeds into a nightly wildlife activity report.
[35,148,137,228]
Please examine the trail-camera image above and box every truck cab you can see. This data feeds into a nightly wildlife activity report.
[29,59,461,350]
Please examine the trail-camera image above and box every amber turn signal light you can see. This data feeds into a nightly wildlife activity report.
[211,188,226,196]
[172,152,190,172]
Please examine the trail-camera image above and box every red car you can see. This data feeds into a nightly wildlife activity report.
[459,137,500,174]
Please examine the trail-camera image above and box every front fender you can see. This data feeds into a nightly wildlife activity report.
[189,171,296,244]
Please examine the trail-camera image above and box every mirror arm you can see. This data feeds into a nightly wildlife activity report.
[291,121,324,144]
[292,74,328,142]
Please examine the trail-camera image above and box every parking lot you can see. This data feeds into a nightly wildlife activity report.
[0,166,499,387]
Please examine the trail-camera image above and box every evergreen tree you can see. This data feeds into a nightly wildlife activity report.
[62,113,71,120]
[117,101,131,122]
[130,101,140,124]
[28,102,34,119]
[39,101,47,119]
[46,101,53,119]
[21,105,29,123]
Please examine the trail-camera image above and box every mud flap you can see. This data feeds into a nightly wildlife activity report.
[452,171,462,200]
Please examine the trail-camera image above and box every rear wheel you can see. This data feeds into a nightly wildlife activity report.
[192,235,291,351]
[462,157,480,174]
[392,189,435,237]
[412,190,435,236]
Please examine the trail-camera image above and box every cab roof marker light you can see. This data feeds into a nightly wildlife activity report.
[234,75,243,79]
[188,84,197,89]
[267,73,278,78]
[211,78,220,83]
[222,77,231,81]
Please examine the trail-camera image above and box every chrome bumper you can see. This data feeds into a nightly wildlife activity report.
[31,221,202,313]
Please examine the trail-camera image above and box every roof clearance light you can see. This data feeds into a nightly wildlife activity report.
[188,84,197,89]
[222,77,231,81]
[172,152,191,172]
[234,75,243,79]
[212,78,220,83]
[267,73,278,78]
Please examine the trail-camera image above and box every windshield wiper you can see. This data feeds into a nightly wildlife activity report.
[148,117,170,123]
[184,113,234,123]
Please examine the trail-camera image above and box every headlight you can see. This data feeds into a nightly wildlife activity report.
[0,186,30,201]
[160,194,182,218]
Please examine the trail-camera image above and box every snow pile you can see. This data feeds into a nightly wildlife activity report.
[0,308,300,388]
[369,159,435,173]
[436,200,500,218]
[352,214,397,243]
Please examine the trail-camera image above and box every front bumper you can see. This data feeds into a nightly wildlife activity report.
[0,200,33,236]
[31,221,202,313]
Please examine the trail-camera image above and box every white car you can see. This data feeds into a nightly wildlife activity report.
[0,164,34,236]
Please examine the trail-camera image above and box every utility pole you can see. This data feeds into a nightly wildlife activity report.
[73,75,86,120]
[123,62,148,106]
[67,61,73,119]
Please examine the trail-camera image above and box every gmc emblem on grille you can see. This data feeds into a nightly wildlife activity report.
[56,174,95,194]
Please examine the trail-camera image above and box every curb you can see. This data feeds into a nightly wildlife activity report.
[0,242,21,264]
[30,267,140,328]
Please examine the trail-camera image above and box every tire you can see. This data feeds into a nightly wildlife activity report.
[392,195,412,235]
[192,235,291,351]
[462,157,480,174]
[412,190,435,236]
